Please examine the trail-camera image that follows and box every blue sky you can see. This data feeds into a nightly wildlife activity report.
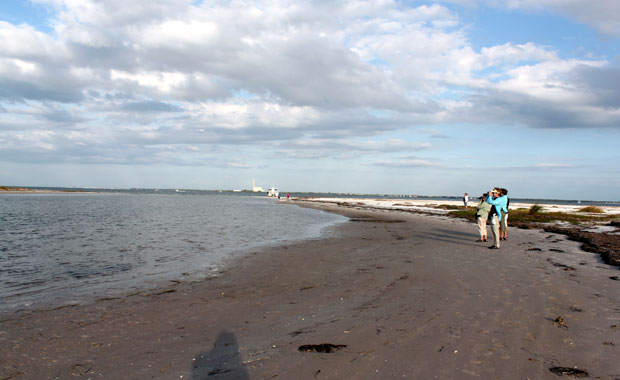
[0,0,52,31]
[1,0,619,200]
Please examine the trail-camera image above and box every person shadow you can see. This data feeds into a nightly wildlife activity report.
[192,331,250,380]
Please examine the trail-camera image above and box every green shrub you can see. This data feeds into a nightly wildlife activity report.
[578,206,604,213]
[529,204,544,215]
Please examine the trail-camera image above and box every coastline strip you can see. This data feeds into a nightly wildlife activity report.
[1,201,619,379]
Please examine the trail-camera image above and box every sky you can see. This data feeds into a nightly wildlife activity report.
[1,0,619,200]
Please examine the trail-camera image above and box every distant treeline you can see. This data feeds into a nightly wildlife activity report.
[0,186,33,191]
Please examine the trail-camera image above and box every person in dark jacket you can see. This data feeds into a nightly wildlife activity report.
[499,188,509,240]
[485,188,507,249]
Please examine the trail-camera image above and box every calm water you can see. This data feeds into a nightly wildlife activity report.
[30,187,620,207]
[0,193,347,312]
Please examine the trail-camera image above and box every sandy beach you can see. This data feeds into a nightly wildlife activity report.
[1,199,620,379]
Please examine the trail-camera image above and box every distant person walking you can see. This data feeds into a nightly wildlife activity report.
[499,188,509,240]
[475,194,492,242]
[485,188,508,249]
[287,193,290,200]
[463,193,469,208]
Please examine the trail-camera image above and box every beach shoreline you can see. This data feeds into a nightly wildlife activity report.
[294,197,620,267]
[293,196,620,215]
[2,199,620,379]
[0,187,91,195]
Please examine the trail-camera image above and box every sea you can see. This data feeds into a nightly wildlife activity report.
[3,188,618,313]
[0,192,348,313]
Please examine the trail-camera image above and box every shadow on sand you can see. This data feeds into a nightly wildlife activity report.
[192,331,250,380]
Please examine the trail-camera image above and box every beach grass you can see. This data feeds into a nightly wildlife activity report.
[446,208,620,225]
[528,204,544,214]
[578,206,604,213]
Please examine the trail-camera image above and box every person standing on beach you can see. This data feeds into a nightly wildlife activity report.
[485,188,508,249]
[475,194,492,242]
[499,188,509,240]
[463,193,469,208]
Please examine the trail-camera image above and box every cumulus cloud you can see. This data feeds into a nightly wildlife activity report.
[0,0,619,169]
[274,138,432,160]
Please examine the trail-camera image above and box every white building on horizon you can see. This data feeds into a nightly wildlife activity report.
[252,178,264,192]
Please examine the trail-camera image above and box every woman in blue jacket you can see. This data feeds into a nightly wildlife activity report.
[485,188,508,249]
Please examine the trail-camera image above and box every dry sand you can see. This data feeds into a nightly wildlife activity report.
[1,200,620,380]
[297,197,620,216]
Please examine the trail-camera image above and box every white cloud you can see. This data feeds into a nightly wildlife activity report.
[110,70,187,93]
[0,58,39,76]
[495,59,606,104]
[0,21,59,57]
[534,163,577,168]
[135,20,219,48]
[374,158,437,168]
[478,43,558,68]
[0,0,619,174]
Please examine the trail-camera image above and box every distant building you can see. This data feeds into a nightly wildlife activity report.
[252,178,264,192]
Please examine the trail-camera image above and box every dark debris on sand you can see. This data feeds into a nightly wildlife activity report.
[549,366,589,377]
[541,225,620,267]
[298,344,348,353]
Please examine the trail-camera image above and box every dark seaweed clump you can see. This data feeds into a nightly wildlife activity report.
[542,226,620,267]
[298,344,347,353]
[549,366,588,377]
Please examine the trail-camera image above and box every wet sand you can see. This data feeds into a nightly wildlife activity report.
[2,200,620,379]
